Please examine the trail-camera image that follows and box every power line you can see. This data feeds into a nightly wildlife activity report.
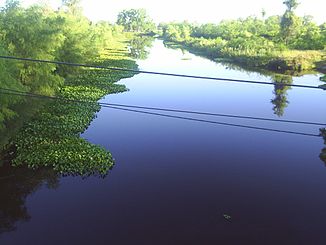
[0,88,322,138]
[99,105,321,138]
[101,103,326,126]
[1,87,325,126]
[0,55,324,90]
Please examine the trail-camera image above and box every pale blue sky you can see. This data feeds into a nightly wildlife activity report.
[1,0,325,24]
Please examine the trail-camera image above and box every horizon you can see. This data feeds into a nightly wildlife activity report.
[0,0,325,24]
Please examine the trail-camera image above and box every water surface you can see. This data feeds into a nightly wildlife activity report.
[1,40,326,245]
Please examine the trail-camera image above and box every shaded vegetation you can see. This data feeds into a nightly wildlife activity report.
[0,0,138,176]
[9,61,136,176]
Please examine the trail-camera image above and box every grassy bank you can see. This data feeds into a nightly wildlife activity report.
[163,38,325,74]
[3,36,138,176]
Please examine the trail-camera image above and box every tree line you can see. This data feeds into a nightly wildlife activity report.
[110,2,325,72]
[112,2,325,53]
[0,0,127,131]
[0,0,143,176]
[157,1,326,72]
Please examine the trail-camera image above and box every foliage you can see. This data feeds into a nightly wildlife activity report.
[61,0,83,16]
[55,9,103,76]
[281,10,301,44]
[283,0,300,11]
[0,1,138,176]
[281,0,301,44]
[160,21,193,41]
[160,8,326,73]
[321,75,326,82]
[320,75,326,90]
[290,16,325,50]
[117,9,155,33]
[0,2,65,95]
[8,48,137,176]
[0,43,27,131]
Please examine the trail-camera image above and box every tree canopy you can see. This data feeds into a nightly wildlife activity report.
[0,0,130,129]
[116,9,155,33]
[281,0,301,44]
[283,0,300,11]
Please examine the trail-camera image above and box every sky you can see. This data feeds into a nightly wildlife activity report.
[1,0,325,24]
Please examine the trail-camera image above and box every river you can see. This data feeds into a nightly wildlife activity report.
[1,39,326,244]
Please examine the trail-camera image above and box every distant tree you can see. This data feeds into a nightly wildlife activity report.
[3,0,20,10]
[116,9,155,33]
[281,0,300,44]
[261,9,266,19]
[61,0,82,15]
[320,23,326,49]
[283,0,300,11]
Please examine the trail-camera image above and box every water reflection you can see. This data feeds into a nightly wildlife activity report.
[320,75,326,89]
[0,94,47,150]
[0,91,23,131]
[321,75,326,165]
[271,74,293,117]
[0,164,59,234]
[320,128,326,166]
[128,35,154,60]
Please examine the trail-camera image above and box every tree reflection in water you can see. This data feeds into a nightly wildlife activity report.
[271,74,293,117]
[0,164,59,234]
[128,35,154,60]
[320,129,326,166]
[320,75,326,166]
[0,94,48,151]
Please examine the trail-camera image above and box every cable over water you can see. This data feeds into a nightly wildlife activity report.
[0,88,322,138]
[0,55,324,90]
[101,105,321,138]
[1,87,325,126]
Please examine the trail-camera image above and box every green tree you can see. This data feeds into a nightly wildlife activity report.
[263,16,281,41]
[56,3,96,76]
[320,23,326,49]
[283,0,300,11]
[0,2,65,95]
[116,9,155,33]
[281,0,300,44]
[61,0,82,15]
[291,15,323,49]
[261,9,266,19]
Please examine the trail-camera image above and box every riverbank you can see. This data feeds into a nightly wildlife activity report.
[1,36,138,176]
[162,38,325,74]
[316,60,326,74]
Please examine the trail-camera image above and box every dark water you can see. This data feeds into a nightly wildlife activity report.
[1,40,326,245]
